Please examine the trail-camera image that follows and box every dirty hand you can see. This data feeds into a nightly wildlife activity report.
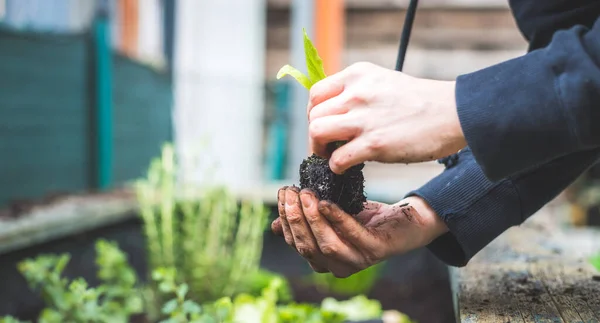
[271,186,448,277]
[307,62,467,174]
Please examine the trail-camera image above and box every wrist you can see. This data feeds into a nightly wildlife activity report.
[401,196,448,245]
[437,80,467,156]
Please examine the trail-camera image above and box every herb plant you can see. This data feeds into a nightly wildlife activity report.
[10,240,142,323]
[277,29,367,216]
[151,267,203,323]
[310,262,385,296]
[135,144,270,305]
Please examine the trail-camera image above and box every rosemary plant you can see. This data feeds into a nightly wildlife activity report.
[135,143,269,303]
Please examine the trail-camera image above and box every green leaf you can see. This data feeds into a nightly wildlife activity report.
[320,295,382,321]
[162,298,178,315]
[276,65,312,90]
[159,281,173,294]
[183,300,202,315]
[176,283,189,299]
[302,28,327,84]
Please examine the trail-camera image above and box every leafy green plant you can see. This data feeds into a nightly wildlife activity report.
[152,268,203,323]
[135,143,269,304]
[151,265,396,323]
[13,240,142,323]
[310,262,385,296]
[277,28,327,90]
[239,269,293,304]
[95,239,144,317]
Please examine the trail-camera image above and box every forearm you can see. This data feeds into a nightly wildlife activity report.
[407,147,600,267]
[456,17,600,181]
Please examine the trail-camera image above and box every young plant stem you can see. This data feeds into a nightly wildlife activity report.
[159,145,176,268]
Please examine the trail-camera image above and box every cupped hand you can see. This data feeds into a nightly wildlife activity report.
[306,62,467,174]
[271,186,448,277]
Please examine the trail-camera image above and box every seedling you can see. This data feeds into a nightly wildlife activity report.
[277,29,366,215]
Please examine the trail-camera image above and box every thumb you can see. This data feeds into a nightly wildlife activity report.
[329,138,372,174]
[271,218,283,236]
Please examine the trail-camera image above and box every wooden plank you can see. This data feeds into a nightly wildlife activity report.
[455,205,600,323]
[533,263,600,322]
[458,266,526,322]
[267,9,526,51]
[0,194,137,255]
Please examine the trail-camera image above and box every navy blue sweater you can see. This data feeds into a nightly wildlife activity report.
[407,0,600,267]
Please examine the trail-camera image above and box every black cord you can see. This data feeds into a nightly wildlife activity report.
[395,0,419,72]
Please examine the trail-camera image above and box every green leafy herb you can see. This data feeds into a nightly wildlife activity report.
[276,28,327,89]
[321,295,382,321]
[151,267,203,323]
[10,240,143,323]
[310,262,384,296]
[136,143,269,306]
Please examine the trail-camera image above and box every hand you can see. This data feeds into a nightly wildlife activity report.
[271,186,448,277]
[306,62,467,174]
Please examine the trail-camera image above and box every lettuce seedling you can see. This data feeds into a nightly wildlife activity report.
[277,29,366,215]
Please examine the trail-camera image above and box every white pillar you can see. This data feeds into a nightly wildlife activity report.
[173,0,266,191]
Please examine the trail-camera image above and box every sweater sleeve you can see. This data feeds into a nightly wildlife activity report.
[406,147,600,267]
[456,17,600,182]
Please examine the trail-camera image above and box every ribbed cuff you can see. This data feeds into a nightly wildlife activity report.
[406,149,521,267]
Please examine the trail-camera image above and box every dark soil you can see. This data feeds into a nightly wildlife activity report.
[299,154,366,216]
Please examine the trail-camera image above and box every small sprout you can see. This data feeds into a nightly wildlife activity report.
[276,28,327,89]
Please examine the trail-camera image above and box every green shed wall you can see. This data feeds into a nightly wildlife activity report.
[0,28,172,206]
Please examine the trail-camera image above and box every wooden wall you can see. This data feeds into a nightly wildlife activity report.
[265,0,528,80]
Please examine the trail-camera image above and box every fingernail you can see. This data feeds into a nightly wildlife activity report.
[318,202,331,215]
[300,193,312,208]
[285,188,296,206]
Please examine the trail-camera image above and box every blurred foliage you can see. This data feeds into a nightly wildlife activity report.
[239,269,293,304]
[0,316,29,323]
[590,253,600,271]
[135,143,270,307]
[310,262,385,296]
[152,266,391,323]
[5,240,142,323]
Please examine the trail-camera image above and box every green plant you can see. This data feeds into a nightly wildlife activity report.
[135,143,269,303]
[240,269,293,304]
[10,240,142,323]
[152,268,203,323]
[310,262,385,296]
[95,239,144,317]
[151,266,394,323]
[277,29,326,90]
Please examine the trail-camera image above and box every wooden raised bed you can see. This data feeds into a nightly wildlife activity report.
[452,201,600,322]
